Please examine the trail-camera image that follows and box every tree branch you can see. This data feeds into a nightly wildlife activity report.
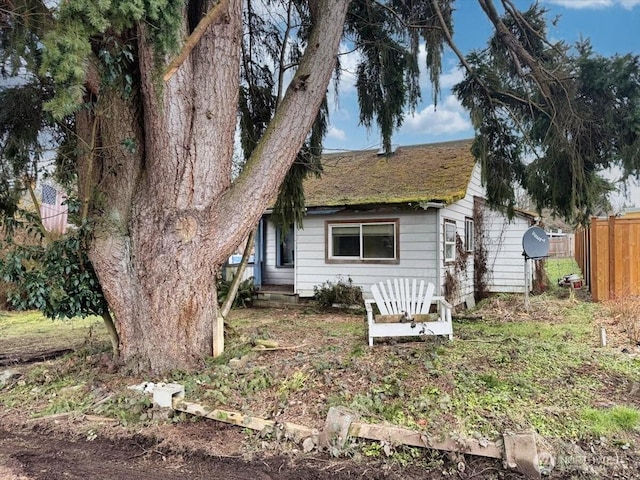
[220,227,256,319]
[26,178,51,242]
[276,0,295,105]
[478,0,554,110]
[216,0,351,245]
[430,0,491,98]
[164,0,230,82]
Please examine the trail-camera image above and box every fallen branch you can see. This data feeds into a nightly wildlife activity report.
[452,314,485,321]
[252,342,308,352]
[0,348,74,366]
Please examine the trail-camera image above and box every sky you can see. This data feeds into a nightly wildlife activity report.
[323,0,640,153]
[322,0,640,208]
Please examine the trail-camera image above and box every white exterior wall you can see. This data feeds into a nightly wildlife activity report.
[294,210,439,298]
[438,163,484,306]
[262,220,295,286]
[482,209,531,293]
[260,162,530,299]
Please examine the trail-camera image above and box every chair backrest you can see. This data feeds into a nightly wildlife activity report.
[370,279,435,316]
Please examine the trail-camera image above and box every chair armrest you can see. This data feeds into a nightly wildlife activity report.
[432,296,452,309]
[364,299,375,320]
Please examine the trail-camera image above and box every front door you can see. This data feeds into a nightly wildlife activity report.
[277,224,295,268]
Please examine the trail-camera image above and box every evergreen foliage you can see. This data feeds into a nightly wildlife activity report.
[345,0,452,154]
[453,5,640,224]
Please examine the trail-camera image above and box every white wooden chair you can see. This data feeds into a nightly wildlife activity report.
[364,279,453,346]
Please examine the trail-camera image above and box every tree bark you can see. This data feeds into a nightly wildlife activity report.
[83,0,350,373]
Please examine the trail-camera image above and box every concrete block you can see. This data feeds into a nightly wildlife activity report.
[503,431,541,478]
[320,406,356,449]
[153,383,185,408]
[0,369,21,387]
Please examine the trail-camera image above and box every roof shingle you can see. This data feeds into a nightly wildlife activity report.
[304,139,476,208]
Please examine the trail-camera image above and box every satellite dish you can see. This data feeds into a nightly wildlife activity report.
[522,226,549,259]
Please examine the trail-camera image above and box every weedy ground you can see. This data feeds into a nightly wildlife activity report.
[1,258,639,478]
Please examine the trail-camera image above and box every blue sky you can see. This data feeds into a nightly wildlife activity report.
[323,0,640,153]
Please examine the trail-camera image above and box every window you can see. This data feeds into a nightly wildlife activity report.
[276,224,295,267]
[328,220,398,262]
[465,218,474,252]
[444,221,456,263]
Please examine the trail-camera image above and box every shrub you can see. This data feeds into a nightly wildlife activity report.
[602,296,640,345]
[217,277,255,308]
[313,276,363,307]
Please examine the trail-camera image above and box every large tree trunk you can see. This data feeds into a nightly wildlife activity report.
[82,0,350,373]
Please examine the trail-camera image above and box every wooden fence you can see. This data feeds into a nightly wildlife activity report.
[575,213,640,301]
[548,234,574,258]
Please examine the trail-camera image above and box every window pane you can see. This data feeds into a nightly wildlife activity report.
[362,224,395,258]
[332,226,360,256]
[465,219,474,251]
[445,243,454,262]
[42,184,57,205]
[445,223,456,242]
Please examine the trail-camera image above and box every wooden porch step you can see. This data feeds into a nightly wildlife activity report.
[254,290,299,306]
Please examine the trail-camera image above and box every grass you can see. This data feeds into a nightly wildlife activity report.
[0,311,109,356]
[582,406,640,436]
[545,256,582,285]
[1,291,640,458]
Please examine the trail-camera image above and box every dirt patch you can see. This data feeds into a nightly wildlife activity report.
[0,418,519,480]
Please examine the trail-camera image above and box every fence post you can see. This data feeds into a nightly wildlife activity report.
[608,215,616,300]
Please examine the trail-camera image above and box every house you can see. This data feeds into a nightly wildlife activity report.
[253,139,534,306]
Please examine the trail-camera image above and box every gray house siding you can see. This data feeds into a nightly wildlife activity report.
[483,209,533,293]
[438,163,484,306]
[294,210,439,297]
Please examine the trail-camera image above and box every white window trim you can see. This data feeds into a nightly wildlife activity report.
[327,220,398,262]
[444,220,457,263]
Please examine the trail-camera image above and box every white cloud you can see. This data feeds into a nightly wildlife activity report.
[327,125,347,142]
[545,0,640,9]
[416,45,466,91]
[402,95,472,136]
[335,44,360,94]
[439,67,465,90]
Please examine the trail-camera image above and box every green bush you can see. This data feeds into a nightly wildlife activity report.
[217,277,255,308]
[313,276,363,307]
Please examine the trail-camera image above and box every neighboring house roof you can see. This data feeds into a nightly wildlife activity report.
[304,139,476,208]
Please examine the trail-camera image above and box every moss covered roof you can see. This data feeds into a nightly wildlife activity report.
[304,139,476,208]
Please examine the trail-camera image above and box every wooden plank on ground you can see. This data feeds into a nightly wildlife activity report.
[349,422,503,459]
[174,400,313,441]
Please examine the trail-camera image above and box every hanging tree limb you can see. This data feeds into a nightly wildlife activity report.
[163,0,230,82]
[430,0,490,99]
[220,227,256,319]
[25,178,51,242]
